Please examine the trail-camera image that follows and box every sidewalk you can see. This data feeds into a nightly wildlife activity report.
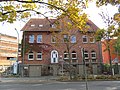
[0,76,59,84]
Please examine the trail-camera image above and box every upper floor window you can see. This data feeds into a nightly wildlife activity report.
[51,36,56,43]
[91,50,96,59]
[37,35,42,43]
[71,35,76,43]
[71,51,77,59]
[29,35,34,43]
[28,51,34,60]
[36,52,42,60]
[82,35,88,43]
[90,37,95,43]
[64,51,69,59]
[63,35,69,43]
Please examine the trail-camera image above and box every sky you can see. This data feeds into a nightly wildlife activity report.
[0,1,119,41]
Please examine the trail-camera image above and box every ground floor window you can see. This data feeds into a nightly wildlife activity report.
[28,51,34,60]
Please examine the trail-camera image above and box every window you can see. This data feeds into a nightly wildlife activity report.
[36,52,42,60]
[82,35,88,43]
[37,35,42,43]
[63,35,68,42]
[90,37,95,43]
[51,36,56,43]
[64,51,69,59]
[91,50,96,59]
[71,35,76,43]
[29,35,34,43]
[31,24,35,27]
[84,50,89,59]
[71,51,77,59]
[28,51,34,60]
[39,24,43,27]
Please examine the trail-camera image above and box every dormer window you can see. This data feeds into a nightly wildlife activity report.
[31,24,35,27]
[39,25,43,27]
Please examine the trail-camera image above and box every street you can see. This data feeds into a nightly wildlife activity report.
[0,78,120,90]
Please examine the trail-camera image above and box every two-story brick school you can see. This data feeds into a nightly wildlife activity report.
[20,18,102,77]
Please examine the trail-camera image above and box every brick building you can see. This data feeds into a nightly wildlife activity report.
[21,18,102,77]
[0,33,18,73]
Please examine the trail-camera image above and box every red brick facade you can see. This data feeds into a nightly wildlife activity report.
[21,18,102,76]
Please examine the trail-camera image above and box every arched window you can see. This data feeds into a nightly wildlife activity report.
[36,52,42,60]
[64,51,69,59]
[84,50,89,59]
[91,50,96,59]
[51,50,58,63]
[71,51,77,59]
[28,51,34,60]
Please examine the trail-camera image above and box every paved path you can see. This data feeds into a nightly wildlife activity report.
[0,76,58,83]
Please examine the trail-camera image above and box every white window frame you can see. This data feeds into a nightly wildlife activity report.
[37,35,42,43]
[84,51,89,59]
[71,35,76,43]
[29,35,34,43]
[36,52,42,60]
[51,50,58,63]
[64,52,69,59]
[82,35,88,43]
[28,52,34,60]
[71,51,77,59]
[39,24,43,27]
[31,24,35,27]
[91,51,96,59]
[90,37,95,43]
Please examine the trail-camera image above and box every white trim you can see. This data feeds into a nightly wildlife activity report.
[37,35,42,43]
[82,35,88,43]
[64,52,69,59]
[91,52,96,59]
[28,52,34,60]
[84,51,89,59]
[31,24,35,27]
[71,52,77,59]
[36,52,42,60]
[51,50,58,63]
[29,35,34,43]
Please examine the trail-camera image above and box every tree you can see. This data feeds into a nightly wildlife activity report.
[96,0,120,6]
[95,9,118,75]
[114,36,120,57]
[0,0,88,30]
[50,17,86,79]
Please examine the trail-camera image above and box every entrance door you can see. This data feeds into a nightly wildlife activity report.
[51,50,58,63]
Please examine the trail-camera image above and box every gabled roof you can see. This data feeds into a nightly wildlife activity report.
[21,18,56,32]
[21,18,99,32]
[86,20,98,32]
